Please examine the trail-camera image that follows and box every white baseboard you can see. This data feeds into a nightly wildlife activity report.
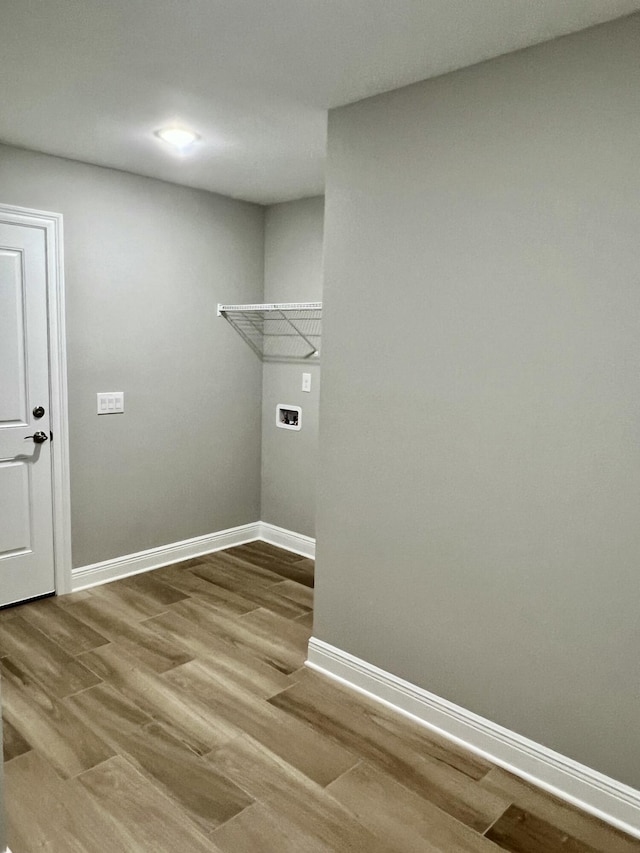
[258,521,315,559]
[306,637,640,840]
[71,522,261,591]
[71,521,315,591]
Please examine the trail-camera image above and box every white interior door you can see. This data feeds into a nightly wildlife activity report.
[0,221,55,607]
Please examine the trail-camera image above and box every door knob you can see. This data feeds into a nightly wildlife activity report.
[24,431,48,444]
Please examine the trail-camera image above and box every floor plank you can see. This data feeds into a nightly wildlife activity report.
[294,609,314,629]
[1,656,114,779]
[0,605,22,623]
[65,594,194,673]
[209,738,387,853]
[1,717,31,763]
[117,571,190,607]
[87,581,172,619]
[5,750,135,853]
[65,683,253,836]
[480,768,640,853]
[52,590,94,608]
[224,542,315,587]
[272,668,492,780]
[78,643,239,755]
[18,598,110,656]
[168,598,308,674]
[142,608,292,698]
[151,563,260,615]
[268,673,509,832]
[0,615,101,698]
[164,658,359,786]
[270,577,313,609]
[238,606,312,668]
[229,540,304,565]
[486,804,602,853]
[212,800,333,853]
[197,550,287,587]
[328,761,505,853]
[191,563,311,618]
[77,755,220,852]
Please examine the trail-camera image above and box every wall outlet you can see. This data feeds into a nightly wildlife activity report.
[302,372,311,392]
[276,404,301,431]
[97,392,124,414]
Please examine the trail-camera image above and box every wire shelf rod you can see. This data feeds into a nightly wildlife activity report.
[217,301,322,362]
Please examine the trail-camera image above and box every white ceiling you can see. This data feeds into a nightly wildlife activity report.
[2,0,639,205]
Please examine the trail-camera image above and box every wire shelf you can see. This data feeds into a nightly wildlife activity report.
[217,302,322,362]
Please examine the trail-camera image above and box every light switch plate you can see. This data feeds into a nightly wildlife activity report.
[302,372,311,393]
[97,392,124,414]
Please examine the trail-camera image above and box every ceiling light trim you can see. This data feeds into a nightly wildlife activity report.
[154,126,201,152]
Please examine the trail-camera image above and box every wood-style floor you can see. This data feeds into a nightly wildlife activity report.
[1,541,639,852]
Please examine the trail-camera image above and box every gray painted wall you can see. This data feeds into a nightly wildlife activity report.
[261,197,324,537]
[316,14,640,788]
[0,145,264,567]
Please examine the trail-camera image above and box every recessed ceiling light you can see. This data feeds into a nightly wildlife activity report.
[154,126,201,151]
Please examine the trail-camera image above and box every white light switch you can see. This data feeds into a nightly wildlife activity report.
[302,372,311,393]
[97,392,124,415]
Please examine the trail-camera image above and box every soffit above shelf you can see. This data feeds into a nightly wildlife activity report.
[218,302,322,362]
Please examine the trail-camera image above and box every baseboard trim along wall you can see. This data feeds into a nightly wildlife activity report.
[71,522,315,591]
[306,637,640,840]
[258,521,316,559]
[71,522,262,591]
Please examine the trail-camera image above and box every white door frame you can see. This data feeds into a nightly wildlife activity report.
[0,203,72,596]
